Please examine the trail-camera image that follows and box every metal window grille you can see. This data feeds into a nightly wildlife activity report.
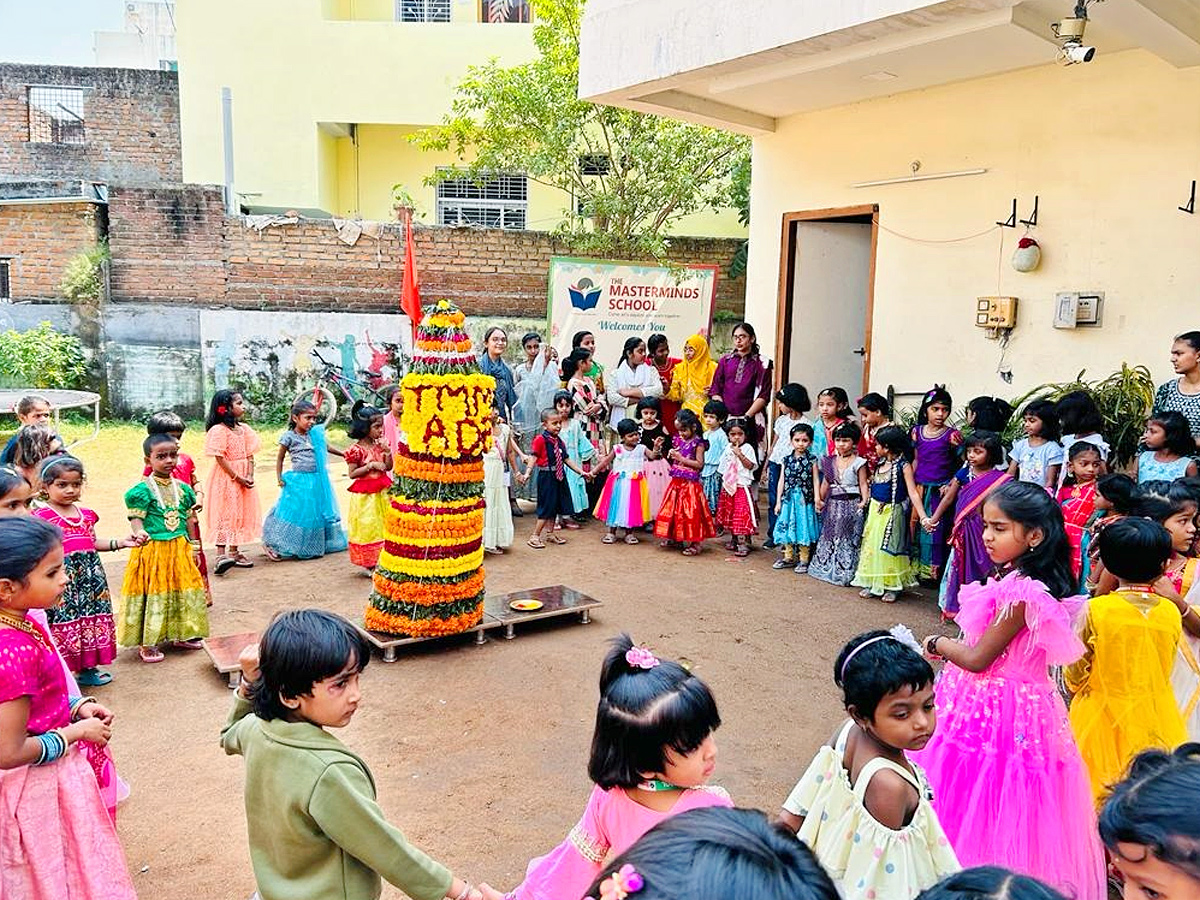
[436,172,528,229]
[27,86,86,144]
[0,261,10,301]
[579,154,611,176]
[397,0,450,22]
[482,0,530,22]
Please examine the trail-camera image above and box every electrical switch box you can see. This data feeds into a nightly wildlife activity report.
[975,296,1018,329]
[1053,292,1105,329]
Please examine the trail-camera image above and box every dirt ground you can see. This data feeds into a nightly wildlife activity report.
[53,424,946,900]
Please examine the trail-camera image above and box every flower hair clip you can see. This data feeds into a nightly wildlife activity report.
[839,624,925,680]
[216,404,228,415]
[625,646,660,670]
[587,864,645,900]
[888,624,923,655]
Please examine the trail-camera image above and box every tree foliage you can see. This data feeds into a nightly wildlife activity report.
[0,321,87,389]
[60,240,109,308]
[413,0,750,259]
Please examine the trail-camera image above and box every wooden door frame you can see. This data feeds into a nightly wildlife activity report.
[774,204,878,396]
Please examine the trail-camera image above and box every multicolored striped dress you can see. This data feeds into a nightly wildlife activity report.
[595,444,650,528]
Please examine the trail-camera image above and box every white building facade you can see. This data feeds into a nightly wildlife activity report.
[580,0,1200,403]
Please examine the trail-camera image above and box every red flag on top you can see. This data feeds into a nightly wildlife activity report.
[400,208,421,337]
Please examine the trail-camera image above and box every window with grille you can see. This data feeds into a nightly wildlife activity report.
[0,261,10,301]
[481,0,530,22]
[397,0,450,21]
[579,154,611,176]
[27,86,86,144]
[436,172,528,230]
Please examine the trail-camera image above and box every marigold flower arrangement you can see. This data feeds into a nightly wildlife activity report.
[366,299,495,637]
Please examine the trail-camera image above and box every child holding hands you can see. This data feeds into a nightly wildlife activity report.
[222,609,484,900]
[0,517,136,899]
[528,408,587,549]
[119,433,209,663]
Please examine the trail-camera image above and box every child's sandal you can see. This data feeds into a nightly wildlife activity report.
[138,645,165,664]
[681,545,700,556]
[602,533,616,544]
[547,534,567,545]
[734,546,749,558]
[624,533,640,545]
[526,536,546,549]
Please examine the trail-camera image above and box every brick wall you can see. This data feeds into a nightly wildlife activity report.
[6,182,745,319]
[0,201,102,299]
[107,185,226,303]
[0,65,181,187]
[223,212,745,317]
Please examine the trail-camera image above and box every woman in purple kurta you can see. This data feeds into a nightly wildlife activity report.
[709,322,773,455]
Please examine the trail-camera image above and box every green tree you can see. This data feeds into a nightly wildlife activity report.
[413,0,749,259]
[0,321,87,389]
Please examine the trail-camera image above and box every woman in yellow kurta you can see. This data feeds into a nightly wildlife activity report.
[667,334,717,417]
[1065,518,1192,800]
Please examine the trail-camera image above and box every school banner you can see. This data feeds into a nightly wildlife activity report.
[546,257,718,369]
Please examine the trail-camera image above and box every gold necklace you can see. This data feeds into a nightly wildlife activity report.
[147,475,182,532]
[0,608,51,651]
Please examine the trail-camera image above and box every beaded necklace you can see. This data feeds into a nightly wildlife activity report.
[636,779,681,792]
[147,474,182,532]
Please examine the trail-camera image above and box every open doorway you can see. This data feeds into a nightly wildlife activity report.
[773,205,877,397]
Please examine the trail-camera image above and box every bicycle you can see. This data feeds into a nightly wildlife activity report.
[294,349,397,424]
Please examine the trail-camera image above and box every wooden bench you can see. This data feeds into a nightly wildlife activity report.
[201,631,260,689]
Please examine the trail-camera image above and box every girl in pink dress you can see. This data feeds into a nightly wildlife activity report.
[33,456,139,686]
[481,634,732,900]
[204,389,262,574]
[0,516,137,900]
[912,481,1105,900]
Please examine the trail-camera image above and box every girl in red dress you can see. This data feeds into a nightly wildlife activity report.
[343,403,392,570]
[1057,441,1103,583]
[654,410,716,556]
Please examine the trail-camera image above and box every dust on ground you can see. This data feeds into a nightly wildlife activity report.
[52,423,947,899]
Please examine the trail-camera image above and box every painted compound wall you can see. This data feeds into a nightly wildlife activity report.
[746,49,1200,402]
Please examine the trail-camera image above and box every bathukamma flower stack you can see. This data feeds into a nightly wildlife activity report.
[366,300,494,636]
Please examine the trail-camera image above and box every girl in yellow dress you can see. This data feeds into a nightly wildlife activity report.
[119,433,209,663]
[1066,517,1198,799]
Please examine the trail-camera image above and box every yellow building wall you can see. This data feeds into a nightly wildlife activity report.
[178,0,745,237]
[177,0,537,211]
[323,123,747,236]
[327,0,494,23]
[745,49,1200,401]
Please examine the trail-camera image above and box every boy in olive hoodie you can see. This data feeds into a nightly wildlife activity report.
[221,609,483,900]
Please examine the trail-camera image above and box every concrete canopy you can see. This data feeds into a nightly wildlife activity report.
[579,0,1200,133]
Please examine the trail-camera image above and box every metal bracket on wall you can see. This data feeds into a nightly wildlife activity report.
[1019,195,1039,227]
[996,198,1018,228]
[1181,180,1196,215]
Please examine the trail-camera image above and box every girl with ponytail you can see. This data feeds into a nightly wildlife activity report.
[481,634,731,900]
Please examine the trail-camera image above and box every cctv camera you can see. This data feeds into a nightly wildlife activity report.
[1064,42,1096,63]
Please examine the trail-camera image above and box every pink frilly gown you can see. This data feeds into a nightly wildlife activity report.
[910,571,1106,900]
[504,784,733,900]
[0,614,136,900]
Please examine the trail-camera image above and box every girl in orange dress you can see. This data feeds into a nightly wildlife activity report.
[204,390,262,574]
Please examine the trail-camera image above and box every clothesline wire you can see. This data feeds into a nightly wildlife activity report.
[871,216,1001,245]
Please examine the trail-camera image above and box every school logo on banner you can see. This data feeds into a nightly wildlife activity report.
[547,257,717,369]
[568,277,603,311]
